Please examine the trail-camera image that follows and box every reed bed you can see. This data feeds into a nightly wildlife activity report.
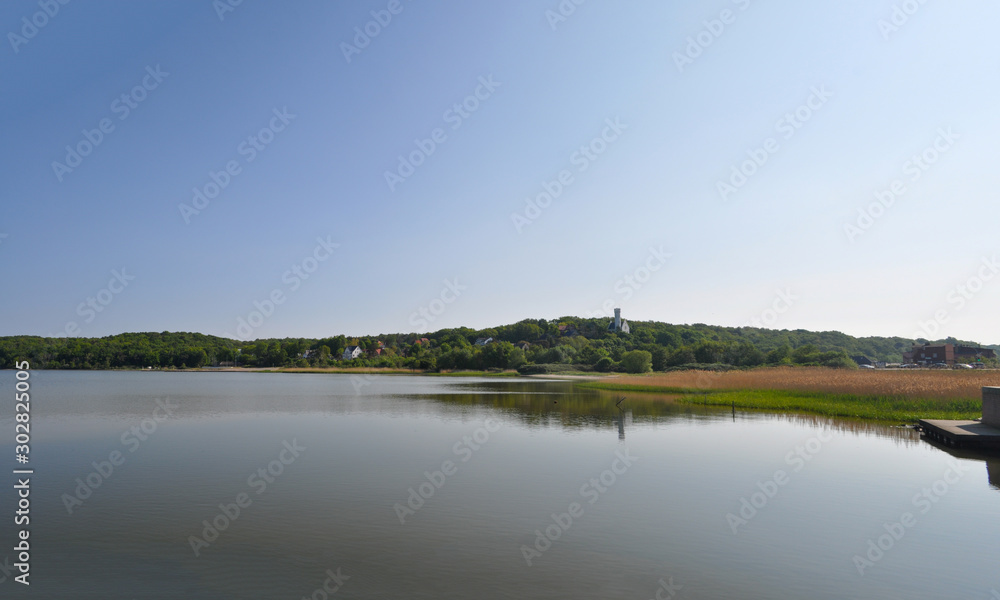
[580,367,997,422]
[609,367,997,400]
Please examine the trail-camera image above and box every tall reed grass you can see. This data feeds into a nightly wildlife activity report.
[580,367,996,421]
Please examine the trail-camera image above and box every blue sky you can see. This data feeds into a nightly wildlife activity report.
[2,0,999,343]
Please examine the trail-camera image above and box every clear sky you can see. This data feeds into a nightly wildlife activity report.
[2,0,999,343]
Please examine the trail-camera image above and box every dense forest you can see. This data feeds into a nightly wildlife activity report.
[1,319,997,373]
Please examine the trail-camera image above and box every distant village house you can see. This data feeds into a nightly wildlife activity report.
[558,324,579,336]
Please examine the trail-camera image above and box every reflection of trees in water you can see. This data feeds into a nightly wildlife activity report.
[409,383,923,446]
[412,381,1000,489]
[396,385,709,434]
[753,412,922,447]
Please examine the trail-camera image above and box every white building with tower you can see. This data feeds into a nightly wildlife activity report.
[607,308,630,333]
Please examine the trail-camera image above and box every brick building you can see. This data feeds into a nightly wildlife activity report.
[907,343,996,366]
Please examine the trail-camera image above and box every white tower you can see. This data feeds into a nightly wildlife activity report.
[614,307,621,330]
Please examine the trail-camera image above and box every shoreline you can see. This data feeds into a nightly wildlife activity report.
[15,366,994,424]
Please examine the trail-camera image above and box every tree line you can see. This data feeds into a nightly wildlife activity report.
[1,319,996,372]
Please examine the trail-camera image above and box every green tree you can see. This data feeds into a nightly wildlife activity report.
[620,350,652,374]
[725,342,765,367]
[541,345,573,364]
[650,346,668,371]
[479,341,515,369]
[791,344,819,364]
[594,357,615,372]
[693,341,726,364]
[666,347,696,367]
[438,348,474,370]
[508,347,526,369]
[766,344,792,365]
[577,345,609,366]
[818,350,856,368]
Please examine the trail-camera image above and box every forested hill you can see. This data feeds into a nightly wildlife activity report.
[0,320,996,371]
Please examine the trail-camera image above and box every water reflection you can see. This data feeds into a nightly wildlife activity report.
[6,371,999,599]
[411,382,924,446]
[921,437,1000,490]
[763,412,922,447]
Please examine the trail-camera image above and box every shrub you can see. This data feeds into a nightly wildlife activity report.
[620,350,652,374]
[594,357,615,372]
[516,363,592,375]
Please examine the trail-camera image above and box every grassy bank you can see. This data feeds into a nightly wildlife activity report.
[424,370,520,377]
[579,381,982,422]
[252,367,520,377]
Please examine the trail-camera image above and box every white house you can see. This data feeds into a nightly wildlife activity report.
[607,308,630,334]
[342,345,363,360]
[474,337,493,346]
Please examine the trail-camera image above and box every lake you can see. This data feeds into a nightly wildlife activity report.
[1,371,998,599]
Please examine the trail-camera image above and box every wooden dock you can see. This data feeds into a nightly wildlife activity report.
[918,419,1000,451]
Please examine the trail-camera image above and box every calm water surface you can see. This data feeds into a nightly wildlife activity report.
[0,371,997,599]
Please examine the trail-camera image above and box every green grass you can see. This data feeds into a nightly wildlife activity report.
[579,381,700,395]
[255,368,521,378]
[578,382,981,422]
[424,370,521,377]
